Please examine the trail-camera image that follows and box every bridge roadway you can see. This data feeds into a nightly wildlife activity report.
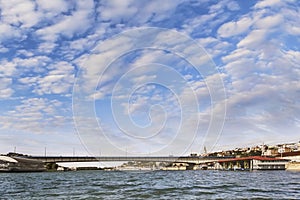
[27,156,229,164]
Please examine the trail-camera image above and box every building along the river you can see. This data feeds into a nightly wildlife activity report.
[278,151,300,171]
[277,151,300,162]
[215,156,289,170]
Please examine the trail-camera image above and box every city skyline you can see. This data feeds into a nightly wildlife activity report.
[0,0,300,156]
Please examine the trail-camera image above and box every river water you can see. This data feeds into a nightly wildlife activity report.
[0,170,299,199]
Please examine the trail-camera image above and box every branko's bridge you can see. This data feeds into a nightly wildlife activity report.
[26,155,228,164]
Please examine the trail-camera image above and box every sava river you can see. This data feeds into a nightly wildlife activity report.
[0,170,299,199]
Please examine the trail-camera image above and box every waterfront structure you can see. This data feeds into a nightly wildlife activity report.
[215,156,289,170]
[162,163,188,170]
[286,162,300,171]
[26,155,228,164]
[0,155,45,172]
[276,151,300,171]
[1,152,231,171]
[0,151,296,171]
[276,151,300,162]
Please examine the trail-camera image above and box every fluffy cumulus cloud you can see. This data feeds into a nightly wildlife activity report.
[28,61,74,95]
[218,17,253,38]
[97,0,183,25]
[0,0,300,155]
[0,78,14,98]
[36,0,95,41]
[36,0,69,14]
[213,0,300,148]
[0,98,70,134]
[0,0,40,28]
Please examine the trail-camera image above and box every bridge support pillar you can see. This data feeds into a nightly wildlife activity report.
[186,163,195,170]
[45,162,58,171]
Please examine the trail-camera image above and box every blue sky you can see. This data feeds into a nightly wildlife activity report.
[0,0,300,156]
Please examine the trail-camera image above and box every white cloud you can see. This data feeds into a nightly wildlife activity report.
[23,61,74,95]
[0,78,13,98]
[68,30,104,52]
[0,98,70,133]
[287,25,300,36]
[139,0,183,22]
[0,0,41,28]
[0,55,74,97]
[0,24,23,41]
[0,45,9,53]
[285,50,300,64]
[221,52,300,146]
[0,0,299,154]
[254,14,283,29]
[222,48,253,63]
[224,58,256,80]
[237,29,267,49]
[282,6,300,36]
[254,0,282,9]
[36,0,69,13]
[213,0,300,148]
[36,0,94,41]
[226,1,240,11]
[0,88,14,99]
[218,17,253,38]
[98,0,137,23]
[97,0,183,25]
[12,56,51,77]
[0,59,17,77]
[196,37,231,58]
[37,42,58,54]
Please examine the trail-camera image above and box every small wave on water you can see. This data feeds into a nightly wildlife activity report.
[0,170,299,199]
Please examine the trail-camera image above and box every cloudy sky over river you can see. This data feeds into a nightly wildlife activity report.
[0,0,299,156]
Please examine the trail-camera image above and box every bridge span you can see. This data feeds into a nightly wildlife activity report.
[27,156,228,164]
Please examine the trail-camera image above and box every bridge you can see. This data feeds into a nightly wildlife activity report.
[3,153,234,171]
[26,155,228,164]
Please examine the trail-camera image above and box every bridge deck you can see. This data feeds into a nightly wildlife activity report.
[24,156,228,164]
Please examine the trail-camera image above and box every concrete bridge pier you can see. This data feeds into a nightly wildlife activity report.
[45,162,58,171]
[186,163,195,170]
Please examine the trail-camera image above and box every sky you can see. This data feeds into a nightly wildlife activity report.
[0,0,300,157]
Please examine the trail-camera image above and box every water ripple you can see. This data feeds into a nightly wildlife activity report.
[0,170,299,199]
